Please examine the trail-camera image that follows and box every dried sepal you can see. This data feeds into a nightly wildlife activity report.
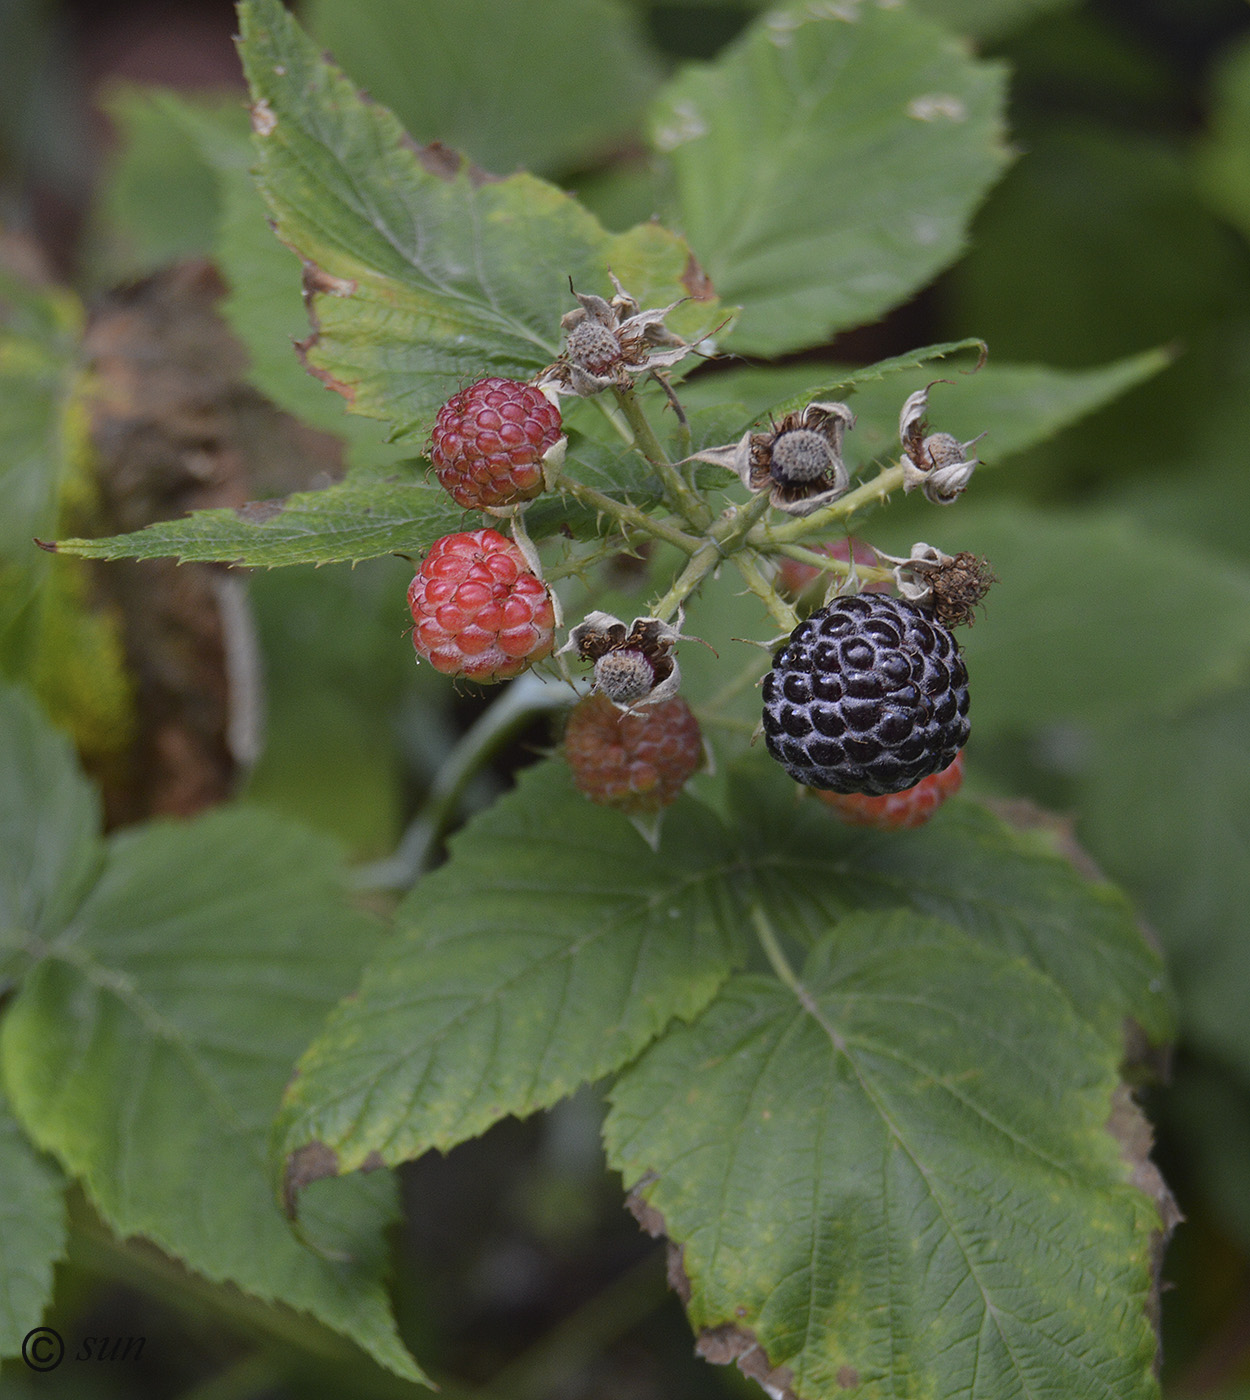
[690,401,855,515]
[899,382,984,505]
[878,541,996,626]
[538,273,694,398]
[558,610,691,706]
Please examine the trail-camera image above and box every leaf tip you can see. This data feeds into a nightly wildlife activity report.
[34,538,58,553]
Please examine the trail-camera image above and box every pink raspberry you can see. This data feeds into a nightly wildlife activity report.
[564,694,703,815]
[815,751,965,830]
[429,378,562,510]
[408,529,555,682]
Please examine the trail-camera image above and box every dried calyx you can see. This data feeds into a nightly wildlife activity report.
[539,274,694,397]
[559,611,688,706]
[692,401,854,515]
[899,382,984,504]
[881,542,996,627]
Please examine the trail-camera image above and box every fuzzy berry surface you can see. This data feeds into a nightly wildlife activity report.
[429,378,561,510]
[408,528,555,682]
[816,751,964,829]
[762,593,970,796]
[564,694,702,815]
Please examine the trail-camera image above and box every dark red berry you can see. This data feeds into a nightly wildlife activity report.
[430,378,562,510]
[564,694,703,815]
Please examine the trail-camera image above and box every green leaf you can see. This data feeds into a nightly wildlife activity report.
[237,0,717,447]
[0,684,101,967]
[1075,687,1250,1079]
[278,749,1169,1195]
[1198,33,1250,247]
[88,84,229,282]
[831,348,1171,470]
[889,503,1250,734]
[50,430,650,565]
[52,480,462,567]
[142,91,405,474]
[304,0,660,178]
[944,125,1250,367]
[723,757,1172,1053]
[276,758,746,1181]
[679,344,1168,470]
[651,3,1009,355]
[0,1091,66,1360]
[605,913,1165,1400]
[1,805,425,1383]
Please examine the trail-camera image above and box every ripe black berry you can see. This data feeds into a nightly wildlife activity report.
[761,593,970,796]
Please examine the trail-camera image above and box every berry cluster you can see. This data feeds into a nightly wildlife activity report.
[407,284,992,828]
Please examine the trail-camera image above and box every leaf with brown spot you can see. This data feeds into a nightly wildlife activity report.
[606,912,1170,1399]
[237,0,721,446]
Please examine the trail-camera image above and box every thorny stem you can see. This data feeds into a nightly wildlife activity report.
[649,539,722,624]
[612,384,712,530]
[645,492,791,626]
[711,488,773,553]
[734,550,799,633]
[542,538,647,582]
[752,461,906,547]
[554,471,702,555]
[775,541,896,588]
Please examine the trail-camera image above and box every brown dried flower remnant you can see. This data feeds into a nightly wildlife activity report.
[900,381,985,504]
[539,274,694,397]
[692,401,855,515]
[884,541,996,627]
[559,610,688,706]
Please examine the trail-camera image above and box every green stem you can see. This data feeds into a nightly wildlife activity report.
[753,462,906,547]
[353,671,575,891]
[711,488,773,552]
[775,541,896,588]
[612,384,711,530]
[555,472,701,555]
[649,540,721,623]
[734,551,799,633]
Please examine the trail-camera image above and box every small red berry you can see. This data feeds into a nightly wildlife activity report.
[429,378,562,510]
[815,751,965,830]
[564,694,703,815]
[408,529,555,682]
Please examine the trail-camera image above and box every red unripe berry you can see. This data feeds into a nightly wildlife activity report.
[564,694,703,816]
[815,751,964,830]
[408,529,555,682]
[430,378,562,510]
